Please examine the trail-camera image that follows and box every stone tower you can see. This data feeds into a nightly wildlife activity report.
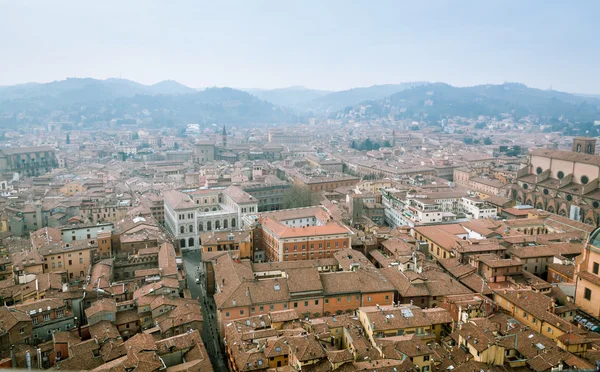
[572,137,596,155]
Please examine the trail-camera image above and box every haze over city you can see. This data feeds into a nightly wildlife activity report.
[0,2,600,372]
[2,0,600,93]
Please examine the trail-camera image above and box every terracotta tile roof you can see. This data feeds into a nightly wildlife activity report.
[437,258,477,278]
[52,330,80,345]
[261,216,350,239]
[133,278,180,300]
[163,189,195,210]
[506,244,557,258]
[57,338,104,371]
[459,272,493,295]
[413,225,462,250]
[380,238,415,257]
[377,333,432,358]
[89,320,120,343]
[578,271,600,286]
[269,309,300,323]
[115,309,140,326]
[252,258,338,273]
[200,230,252,246]
[11,249,44,271]
[334,249,376,270]
[89,259,113,291]
[100,338,127,362]
[224,185,255,204]
[0,306,31,335]
[361,305,444,331]
[547,263,575,279]
[530,148,600,166]
[155,329,202,354]
[85,298,116,319]
[155,302,203,333]
[36,272,64,292]
[13,297,65,314]
[287,334,327,362]
[157,242,179,277]
[476,254,522,268]
[352,358,415,371]
[287,267,323,294]
[380,267,472,299]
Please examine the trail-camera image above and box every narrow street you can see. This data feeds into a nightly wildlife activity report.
[182,250,227,371]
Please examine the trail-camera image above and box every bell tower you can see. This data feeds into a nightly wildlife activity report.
[572,137,596,155]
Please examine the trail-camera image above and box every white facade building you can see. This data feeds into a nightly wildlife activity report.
[460,197,498,219]
[164,186,258,249]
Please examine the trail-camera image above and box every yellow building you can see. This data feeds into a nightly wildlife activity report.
[494,289,586,353]
[200,230,253,259]
[575,227,600,317]
[377,334,433,372]
[59,181,87,196]
[454,321,505,365]
[357,305,452,345]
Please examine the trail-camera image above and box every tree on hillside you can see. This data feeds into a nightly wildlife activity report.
[483,137,492,145]
[463,137,474,145]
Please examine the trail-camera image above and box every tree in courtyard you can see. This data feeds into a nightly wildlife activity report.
[282,185,314,209]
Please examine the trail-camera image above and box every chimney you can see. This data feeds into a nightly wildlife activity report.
[10,345,16,368]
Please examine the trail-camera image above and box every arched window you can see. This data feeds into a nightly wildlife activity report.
[212,207,217,211]
[180,226,185,234]
[188,237,194,247]
[204,208,209,212]
[198,222,203,231]
[577,144,582,152]
[189,225,194,233]
[232,218,236,227]
[224,219,228,228]
[215,220,221,229]
[207,221,212,231]
[587,144,593,154]
[180,239,186,248]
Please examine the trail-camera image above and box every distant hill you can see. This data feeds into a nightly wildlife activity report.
[244,86,332,108]
[0,79,298,127]
[0,78,196,103]
[306,82,429,112]
[337,82,600,133]
[148,80,197,95]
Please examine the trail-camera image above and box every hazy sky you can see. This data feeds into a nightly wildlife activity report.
[1,1,598,93]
